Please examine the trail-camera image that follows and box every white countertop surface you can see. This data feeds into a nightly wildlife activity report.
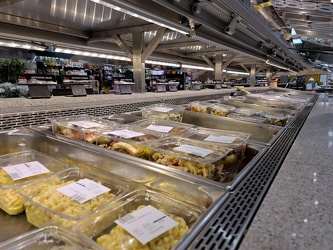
[240,93,333,250]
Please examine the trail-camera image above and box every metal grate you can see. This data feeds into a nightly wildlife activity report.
[177,98,315,250]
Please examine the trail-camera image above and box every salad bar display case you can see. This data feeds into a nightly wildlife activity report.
[0,87,317,249]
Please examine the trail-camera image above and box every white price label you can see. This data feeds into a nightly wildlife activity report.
[3,161,50,181]
[115,205,178,245]
[107,129,145,139]
[204,135,236,144]
[152,107,173,113]
[174,144,213,157]
[70,120,104,129]
[57,178,110,204]
[146,125,173,133]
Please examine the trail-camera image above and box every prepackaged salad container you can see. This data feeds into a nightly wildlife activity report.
[95,125,167,160]
[145,136,233,182]
[209,103,236,116]
[232,107,263,117]
[78,188,203,249]
[0,150,67,215]
[189,101,211,113]
[0,225,102,250]
[131,118,194,136]
[19,166,130,229]
[50,114,118,143]
[180,127,251,175]
[140,103,185,122]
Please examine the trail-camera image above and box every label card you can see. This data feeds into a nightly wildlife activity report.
[146,125,173,133]
[204,135,236,144]
[70,120,104,129]
[57,178,110,204]
[107,129,145,139]
[3,161,50,181]
[174,144,213,157]
[115,205,178,245]
[152,107,173,112]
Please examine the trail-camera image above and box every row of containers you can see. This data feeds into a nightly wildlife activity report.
[0,88,315,249]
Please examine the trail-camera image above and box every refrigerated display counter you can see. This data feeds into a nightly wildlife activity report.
[0,87,320,249]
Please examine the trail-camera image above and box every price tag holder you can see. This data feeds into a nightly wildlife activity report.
[204,135,236,144]
[3,161,50,181]
[146,125,173,133]
[70,120,104,129]
[115,205,178,245]
[107,129,145,139]
[57,178,110,204]
[174,144,213,157]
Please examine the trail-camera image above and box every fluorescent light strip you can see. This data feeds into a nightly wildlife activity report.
[226,70,250,75]
[90,1,188,35]
[266,59,290,71]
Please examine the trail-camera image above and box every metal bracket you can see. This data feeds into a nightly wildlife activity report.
[225,14,242,35]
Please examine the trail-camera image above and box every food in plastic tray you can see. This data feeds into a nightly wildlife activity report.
[0,150,67,215]
[232,107,263,117]
[19,166,129,229]
[131,118,194,136]
[0,225,101,250]
[96,126,165,160]
[189,101,211,113]
[78,189,202,249]
[101,113,145,124]
[210,103,236,116]
[145,137,232,182]
[262,113,289,127]
[227,113,267,124]
[51,114,117,143]
[140,103,185,122]
[180,127,250,176]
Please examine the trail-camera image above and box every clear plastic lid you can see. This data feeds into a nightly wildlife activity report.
[262,113,289,127]
[233,108,263,117]
[19,166,130,229]
[0,225,102,250]
[145,136,232,163]
[0,150,68,215]
[95,126,165,159]
[51,114,118,141]
[78,188,203,249]
[189,101,211,113]
[140,103,185,122]
[181,127,250,145]
[101,113,145,124]
[227,113,267,124]
[131,118,194,135]
[210,103,236,116]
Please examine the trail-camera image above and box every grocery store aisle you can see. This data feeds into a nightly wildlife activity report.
[240,93,333,250]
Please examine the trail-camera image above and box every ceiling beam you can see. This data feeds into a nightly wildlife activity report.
[88,24,162,43]
[142,27,166,61]
[112,34,133,59]
[201,55,215,69]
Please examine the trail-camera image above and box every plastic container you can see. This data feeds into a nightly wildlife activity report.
[180,127,250,179]
[140,103,185,122]
[95,126,166,160]
[0,225,102,250]
[189,101,211,113]
[209,103,236,116]
[262,113,290,127]
[50,114,118,143]
[233,107,263,117]
[19,166,130,229]
[131,118,194,136]
[101,113,145,124]
[0,150,67,215]
[145,136,232,182]
[227,113,267,124]
[78,188,203,249]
